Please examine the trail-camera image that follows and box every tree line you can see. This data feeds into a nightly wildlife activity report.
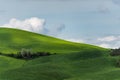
[110,48,120,67]
[110,48,120,56]
[0,49,55,60]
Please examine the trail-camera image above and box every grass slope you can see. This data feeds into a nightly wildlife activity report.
[0,55,25,73]
[0,28,107,54]
[0,28,117,80]
[0,52,119,80]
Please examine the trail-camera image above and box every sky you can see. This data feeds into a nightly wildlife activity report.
[0,0,120,48]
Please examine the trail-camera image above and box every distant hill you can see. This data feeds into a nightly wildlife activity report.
[0,28,118,80]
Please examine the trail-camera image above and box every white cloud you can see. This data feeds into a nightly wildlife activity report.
[95,36,120,48]
[61,36,120,49]
[2,17,46,33]
[97,36,117,42]
[0,17,65,36]
[63,36,120,49]
[97,42,120,49]
[98,43,111,48]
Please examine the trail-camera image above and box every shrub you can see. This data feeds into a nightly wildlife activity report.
[110,48,120,56]
[0,48,53,60]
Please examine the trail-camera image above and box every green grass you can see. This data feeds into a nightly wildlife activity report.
[0,28,107,54]
[0,52,119,80]
[0,28,119,80]
[0,55,25,72]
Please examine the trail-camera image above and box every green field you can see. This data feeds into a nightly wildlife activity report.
[0,28,107,54]
[0,28,119,80]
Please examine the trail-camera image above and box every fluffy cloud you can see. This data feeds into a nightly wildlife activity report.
[1,17,65,36]
[98,43,111,48]
[97,36,118,42]
[95,36,120,48]
[2,17,46,33]
[61,36,120,49]
[97,42,120,49]
[65,36,120,49]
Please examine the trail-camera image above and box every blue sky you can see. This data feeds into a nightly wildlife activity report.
[0,0,120,48]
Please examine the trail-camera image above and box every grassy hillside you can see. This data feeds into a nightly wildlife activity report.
[0,52,119,80]
[0,28,107,54]
[0,55,25,72]
[0,28,118,80]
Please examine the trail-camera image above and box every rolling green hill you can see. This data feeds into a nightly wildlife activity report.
[0,28,107,54]
[0,51,119,80]
[0,28,119,80]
